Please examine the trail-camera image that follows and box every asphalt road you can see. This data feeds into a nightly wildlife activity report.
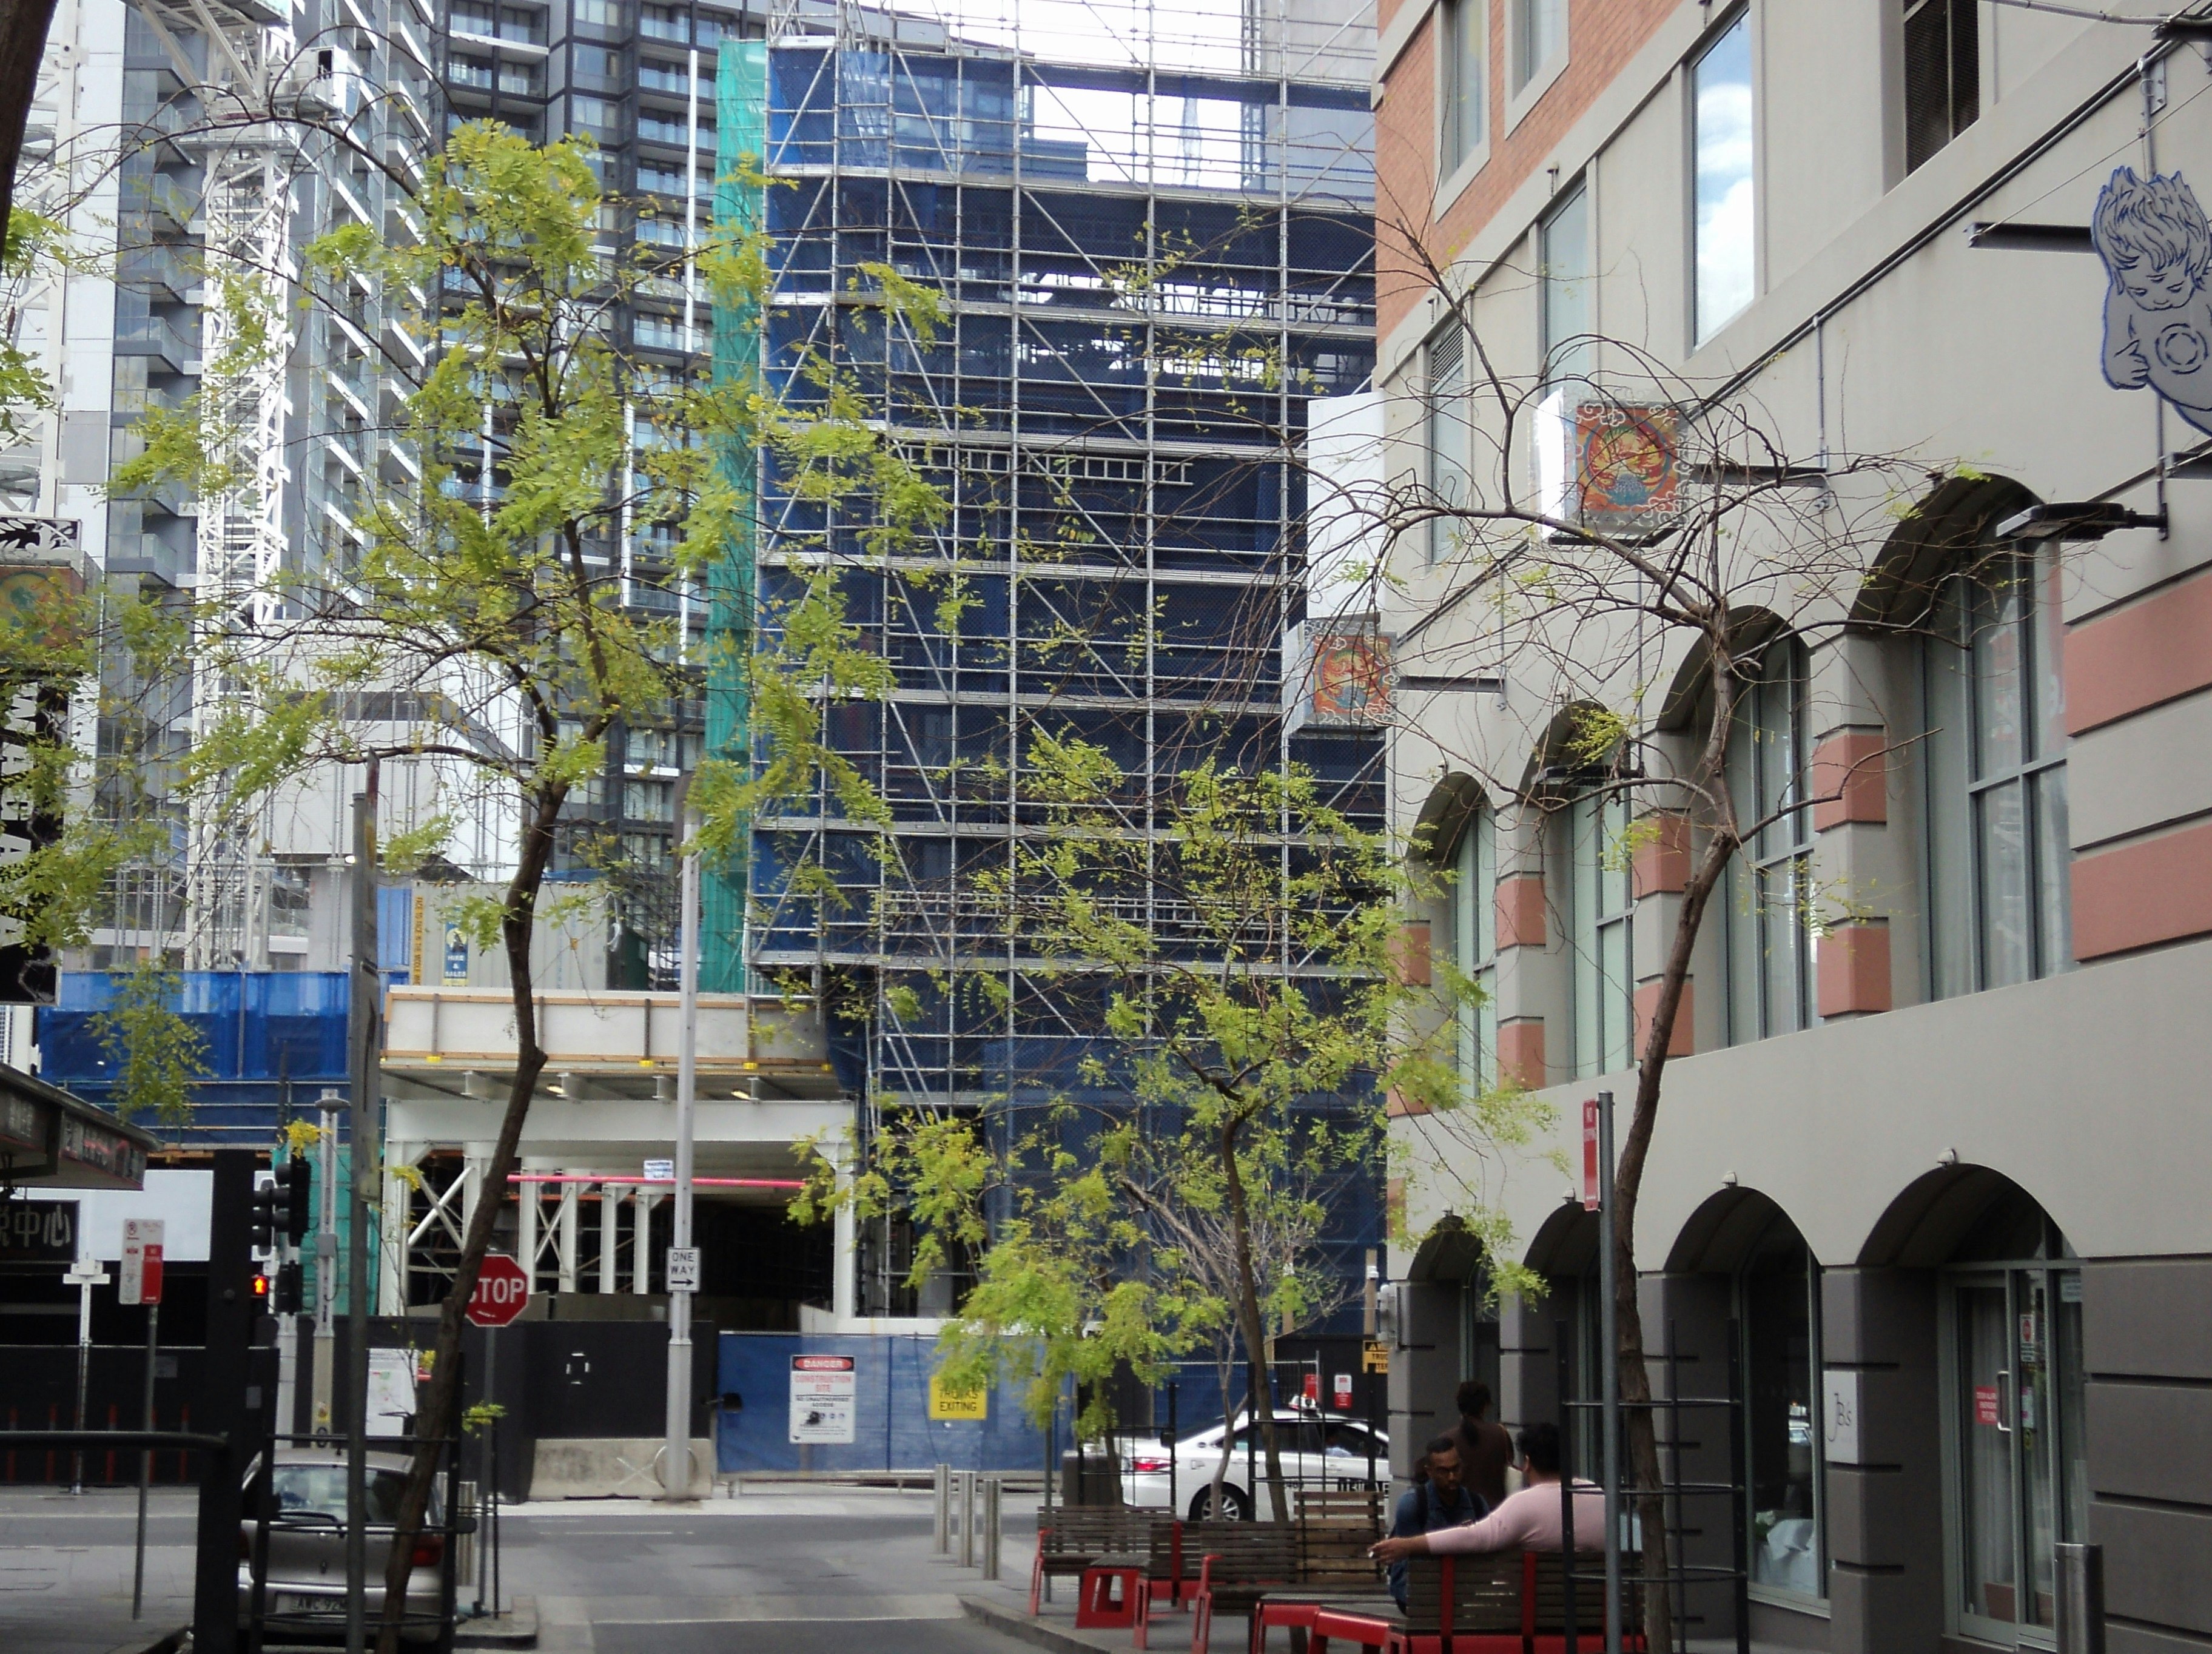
[0,1483,1046,1654]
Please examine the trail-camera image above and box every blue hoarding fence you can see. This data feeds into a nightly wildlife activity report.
[716,1332,1055,1474]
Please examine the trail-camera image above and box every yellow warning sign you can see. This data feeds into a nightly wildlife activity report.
[929,1375,987,1420]
[1360,1339,1390,1375]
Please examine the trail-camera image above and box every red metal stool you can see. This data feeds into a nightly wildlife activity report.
[1078,1557,1151,1630]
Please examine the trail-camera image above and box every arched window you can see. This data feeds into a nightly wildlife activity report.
[1452,805,1498,1086]
[1921,543,2070,998]
[1725,634,1814,1042]
[1570,790,1634,1077]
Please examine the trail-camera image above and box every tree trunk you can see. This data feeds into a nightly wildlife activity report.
[0,0,61,238]
[1613,828,1733,1654]
[1220,1119,1288,1521]
[375,796,562,1654]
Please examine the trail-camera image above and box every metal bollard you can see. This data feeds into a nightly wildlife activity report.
[981,1475,1002,1580]
[960,1468,977,1567]
[933,1462,950,1555]
[2056,1543,2105,1654]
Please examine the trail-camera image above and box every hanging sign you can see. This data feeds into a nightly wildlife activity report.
[789,1354,856,1444]
[1581,1099,1601,1211]
[119,1218,165,1305]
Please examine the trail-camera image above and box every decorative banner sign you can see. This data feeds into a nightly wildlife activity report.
[789,1354,857,1444]
[1581,1099,1601,1211]
[1288,619,1392,733]
[465,1251,530,1328]
[1574,402,1681,533]
[119,1218,165,1306]
[927,1374,987,1422]
[664,1246,700,1293]
[2093,166,2212,437]
[0,1199,76,1262]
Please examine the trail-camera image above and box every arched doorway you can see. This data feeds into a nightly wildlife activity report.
[1863,1167,2085,1647]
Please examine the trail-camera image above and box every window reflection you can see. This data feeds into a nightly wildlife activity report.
[1743,1215,1821,1597]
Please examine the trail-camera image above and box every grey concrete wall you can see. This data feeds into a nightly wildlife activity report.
[2083,1259,2212,1654]
[1387,1276,1461,1483]
[1823,1269,1942,1654]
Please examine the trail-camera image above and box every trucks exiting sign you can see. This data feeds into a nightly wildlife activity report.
[465,1252,530,1328]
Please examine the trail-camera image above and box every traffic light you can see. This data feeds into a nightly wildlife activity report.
[250,1269,271,1303]
[272,1259,303,1316]
[278,1156,313,1244]
[248,1180,278,1253]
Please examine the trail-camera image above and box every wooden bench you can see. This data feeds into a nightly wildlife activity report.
[1032,1505,1155,1615]
[1249,1488,1391,1652]
[1188,1522,1302,1654]
[1305,1551,1645,1654]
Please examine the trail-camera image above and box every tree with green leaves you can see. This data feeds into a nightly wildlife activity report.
[108,118,944,1651]
[799,733,1551,1521]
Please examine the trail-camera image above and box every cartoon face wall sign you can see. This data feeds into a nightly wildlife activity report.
[2094,166,2212,436]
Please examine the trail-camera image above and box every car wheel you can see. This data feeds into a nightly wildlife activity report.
[1188,1482,1252,1522]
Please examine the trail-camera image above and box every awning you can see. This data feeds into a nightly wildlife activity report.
[0,1063,159,1190]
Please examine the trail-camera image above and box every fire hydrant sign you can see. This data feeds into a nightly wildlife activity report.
[789,1354,857,1444]
[119,1218,164,1305]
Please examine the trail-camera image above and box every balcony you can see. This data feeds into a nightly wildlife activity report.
[115,311,197,375]
[116,243,195,304]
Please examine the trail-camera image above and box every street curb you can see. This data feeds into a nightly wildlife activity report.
[456,1596,539,1648]
[960,1594,1106,1654]
[101,1629,187,1654]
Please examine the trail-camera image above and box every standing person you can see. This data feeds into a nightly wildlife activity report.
[1451,1381,1516,1511]
[1369,1424,1602,1563]
[1383,1436,1485,1609]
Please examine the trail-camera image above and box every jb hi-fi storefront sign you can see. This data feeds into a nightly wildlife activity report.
[788,1354,857,1444]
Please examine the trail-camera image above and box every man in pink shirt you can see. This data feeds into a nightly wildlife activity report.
[1369,1424,1604,1562]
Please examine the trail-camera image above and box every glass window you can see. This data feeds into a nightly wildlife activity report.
[1540,178,1590,388]
[1920,543,2069,999]
[1571,791,1634,1077]
[1453,806,1498,1088]
[1725,634,1813,1042]
[1427,326,1468,566]
[1743,1215,1822,1598]
[1440,0,1485,174]
[1693,13,1755,341]
[1512,0,1565,92]
[1945,1208,2085,1644]
[1903,0,1979,175]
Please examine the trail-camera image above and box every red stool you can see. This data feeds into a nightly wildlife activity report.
[1078,1559,1150,1630]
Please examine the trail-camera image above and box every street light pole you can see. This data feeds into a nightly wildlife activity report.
[345,771,380,1654]
[314,1088,343,1441]
[663,799,699,1499]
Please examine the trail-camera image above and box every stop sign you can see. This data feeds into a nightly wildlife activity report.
[465,1252,531,1328]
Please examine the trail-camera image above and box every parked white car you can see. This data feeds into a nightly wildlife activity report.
[1120,1408,1389,1519]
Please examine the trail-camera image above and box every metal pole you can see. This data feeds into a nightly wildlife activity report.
[314,1089,342,1441]
[346,773,380,1654]
[961,1468,977,1567]
[481,1326,498,1613]
[1597,1091,1621,1654]
[132,1300,158,1618]
[71,1271,92,1494]
[664,802,700,1498]
[2056,1542,2106,1654]
[933,1461,950,1554]
[982,1475,1001,1579]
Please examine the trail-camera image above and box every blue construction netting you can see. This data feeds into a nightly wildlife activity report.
[37,970,356,1145]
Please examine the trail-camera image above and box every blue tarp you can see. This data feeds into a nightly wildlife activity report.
[716,1331,1054,1474]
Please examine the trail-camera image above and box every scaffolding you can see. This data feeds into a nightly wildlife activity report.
[712,0,1381,1312]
